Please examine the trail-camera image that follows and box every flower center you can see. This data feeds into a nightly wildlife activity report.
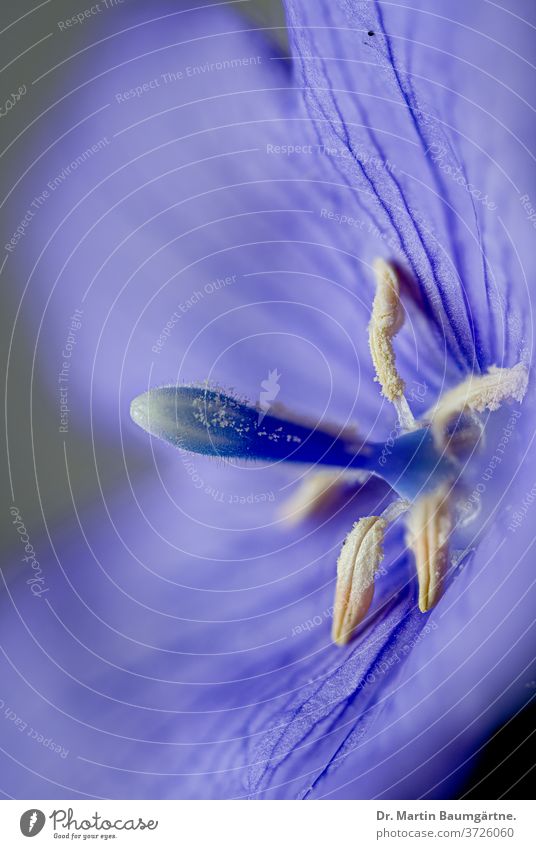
[130,260,528,647]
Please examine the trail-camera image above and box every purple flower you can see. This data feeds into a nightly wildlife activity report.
[2,0,534,800]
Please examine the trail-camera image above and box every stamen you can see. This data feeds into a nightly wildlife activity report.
[369,259,416,430]
[393,395,417,432]
[405,485,452,612]
[332,517,385,646]
[426,363,528,449]
[279,470,368,525]
[332,499,408,646]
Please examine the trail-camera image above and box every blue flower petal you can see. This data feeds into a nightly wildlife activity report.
[2,0,534,802]
[0,471,394,798]
[7,0,471,443]
[282,0,534,370]
[244,576,423,798]
[6,3,380,433]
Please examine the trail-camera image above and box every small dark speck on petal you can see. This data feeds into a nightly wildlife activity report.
[368,30,375,37]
